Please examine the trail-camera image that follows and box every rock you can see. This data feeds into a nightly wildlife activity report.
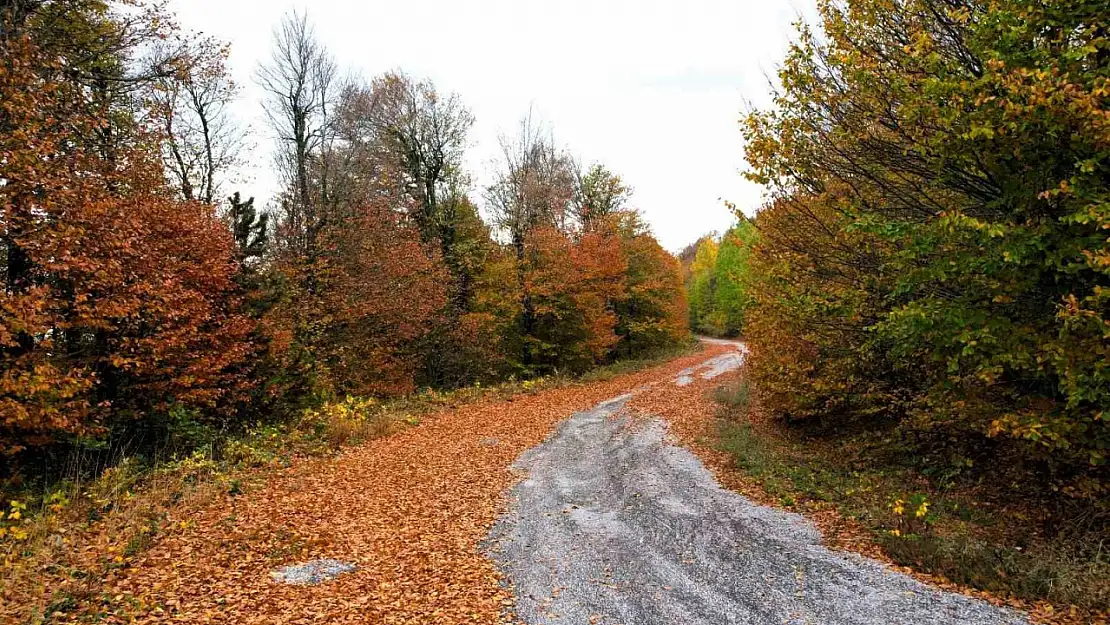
[270,559,357,585]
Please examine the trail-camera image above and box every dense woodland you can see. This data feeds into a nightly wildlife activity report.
[3,0,1110,614]
[0,2,689,486]
[686,0,1110,527]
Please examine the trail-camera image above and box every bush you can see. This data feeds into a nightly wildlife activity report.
[297,397,399,450]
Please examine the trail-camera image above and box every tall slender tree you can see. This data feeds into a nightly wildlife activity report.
[145,38,245,204]
[255,10,340,266]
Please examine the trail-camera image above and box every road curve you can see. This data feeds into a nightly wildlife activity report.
[486,350,1027,625]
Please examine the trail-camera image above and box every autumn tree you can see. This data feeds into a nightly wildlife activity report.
[484,129,689,372]
[743,0,1110,482]
[485,114,579,369]
[610,213,689,356]
[323,71,502,387]
[365,73,475,243]
[255,12,452,397]
[0,4,254,454]
[574,164,631,231]
[521,226,625,373]
[686,236,719,333]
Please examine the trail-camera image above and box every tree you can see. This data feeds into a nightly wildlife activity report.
[712,219,758,336]
[255,12,458,398]
[365,72,475,244]
[145,37,245,204]
[227,192,269,264]
[0,23,254,453]
[611,213,689,355]
[686,237,719,333]
[262,197,448,397]
[574,163,631,231]
[743,0,1110,477]
[485,113,578,368]
[411,192,513,387]
[485,113,577,252]
[522,226,625,374]
[255,10,341,265]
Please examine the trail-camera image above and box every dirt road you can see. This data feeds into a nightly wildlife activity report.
[487,344,1027,625]
[81,342,1027,624]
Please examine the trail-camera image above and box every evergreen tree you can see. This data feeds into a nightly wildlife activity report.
[228,192,269,264]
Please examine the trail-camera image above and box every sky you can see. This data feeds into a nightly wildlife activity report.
[168,0,819,251]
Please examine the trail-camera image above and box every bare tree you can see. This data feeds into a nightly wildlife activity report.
[365,71,474,243]
[146,38,244,204]
[484,112,576,257]
[324,81,419,222]
[254,10,340,260]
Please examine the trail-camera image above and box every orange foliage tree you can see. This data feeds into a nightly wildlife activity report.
[0,34,254,453]
[609,214,689,356]
[522,226,626,373]
[265,201,449,398]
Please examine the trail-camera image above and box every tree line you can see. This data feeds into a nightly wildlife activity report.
[679,218,758,337]
[0,3,689,476]
[716,0,1109,504]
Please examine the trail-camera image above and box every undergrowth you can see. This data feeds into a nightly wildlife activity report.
[579,341,699,382]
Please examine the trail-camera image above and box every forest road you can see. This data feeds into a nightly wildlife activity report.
[486,341,1028,625]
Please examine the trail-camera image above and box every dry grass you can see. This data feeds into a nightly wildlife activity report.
[1,453,234,624]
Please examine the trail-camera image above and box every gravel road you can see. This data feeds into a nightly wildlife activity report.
[486,351,1028,625]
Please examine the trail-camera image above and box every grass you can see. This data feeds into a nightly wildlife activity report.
[712,378,1110,613]
[713,378,751,411]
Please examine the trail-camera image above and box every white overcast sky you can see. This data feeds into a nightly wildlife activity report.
[168,0,818,251]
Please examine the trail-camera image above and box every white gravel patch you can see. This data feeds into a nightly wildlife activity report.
[270,559,357,585]
[673,343,748,386]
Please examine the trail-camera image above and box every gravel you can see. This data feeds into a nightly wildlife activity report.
[486,391,1028,625]
[672,346,747,386]
[270,559,357,585]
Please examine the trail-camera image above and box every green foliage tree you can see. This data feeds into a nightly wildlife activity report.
[743,0,1110,483]
[682,219,758,337]
[712,219,758,336]
[574,164,631,231]
[687,237,719,333]
[228,192,269,264]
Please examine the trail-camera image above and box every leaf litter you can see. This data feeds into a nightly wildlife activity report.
[69,344,734,624]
